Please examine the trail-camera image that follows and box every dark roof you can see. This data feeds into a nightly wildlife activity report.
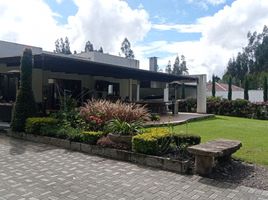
[207,82,244,91]
[0,53,197,82]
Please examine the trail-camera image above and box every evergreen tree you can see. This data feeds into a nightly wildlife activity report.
[85,41,94,52]
[228,76,232,100]
[11,49,37,132]
[180,55,188,75]
[172,56,180,75]
[98,47,103,53]
[244,77,249,100]
[263,76,268,102]
[121,38,134,59]
[212,75,216,97]
[54,37,72,54]
[165,60,172,74]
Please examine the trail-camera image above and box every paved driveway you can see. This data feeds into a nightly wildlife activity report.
[0,134,267,200]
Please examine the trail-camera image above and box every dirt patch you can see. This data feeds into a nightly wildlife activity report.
[208,159,268,190]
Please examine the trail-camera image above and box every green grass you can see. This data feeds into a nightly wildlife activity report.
[173,115,268,166]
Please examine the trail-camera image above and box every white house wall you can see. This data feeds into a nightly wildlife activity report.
[206,90,264,102]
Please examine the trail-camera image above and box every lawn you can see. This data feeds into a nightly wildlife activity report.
[173,115,268,166]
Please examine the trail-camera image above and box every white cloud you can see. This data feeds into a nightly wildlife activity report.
[138,0,268,80]
[0,0,151,54]
[188,0,226,9]
[55,0,64,4]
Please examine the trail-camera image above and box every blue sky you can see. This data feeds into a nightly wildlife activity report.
[1,0,268,78]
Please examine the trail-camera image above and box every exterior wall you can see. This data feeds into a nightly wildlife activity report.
[0,40,42,58]
[206,90,264,102]
[75,52,139,69]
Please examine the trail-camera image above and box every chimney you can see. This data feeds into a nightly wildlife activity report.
[149,57,158,72]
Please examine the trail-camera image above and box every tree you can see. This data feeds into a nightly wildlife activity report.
[165,60,172,74]
[212,74,216,97]
[54,37,72,54]
[263,76,268,102]
[180,55,188,75]
[11,49,36,132]
[244,77,249,100]
[85,41,94,52]
[172,55,188,75]
[228,76,232,101]
[172,56,180,75]
[121,38,134,59]
[98,47,103,53]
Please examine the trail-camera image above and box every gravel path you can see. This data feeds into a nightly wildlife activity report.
[208,159,268,191]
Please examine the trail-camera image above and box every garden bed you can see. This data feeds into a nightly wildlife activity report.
[5,131,190,174]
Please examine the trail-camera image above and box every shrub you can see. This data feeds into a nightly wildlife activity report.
[80,99,149,124]
[150,113,160,121]
[81,131,105,145]
[11,49,37,132]
[173,134,201,147]
[132,128,172,155]
[105,119,143,136]
[25,117,58,135]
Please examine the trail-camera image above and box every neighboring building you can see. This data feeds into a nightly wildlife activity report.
[206,82,263,102]
[0,40,207,119]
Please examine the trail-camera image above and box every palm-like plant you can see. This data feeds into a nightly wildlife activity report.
[105,119,143,136]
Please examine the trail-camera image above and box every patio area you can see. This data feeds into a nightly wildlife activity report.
[145,112,215,127]
[0,134,267,199]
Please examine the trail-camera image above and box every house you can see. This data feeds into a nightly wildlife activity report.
[0,40,207,121]
[206,82,263,102]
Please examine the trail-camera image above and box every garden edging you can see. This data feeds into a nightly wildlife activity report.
[5,131,190,174]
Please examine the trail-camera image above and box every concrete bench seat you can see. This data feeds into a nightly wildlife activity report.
[187,139,242,175]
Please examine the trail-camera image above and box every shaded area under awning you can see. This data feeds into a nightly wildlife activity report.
[0,53,198,83]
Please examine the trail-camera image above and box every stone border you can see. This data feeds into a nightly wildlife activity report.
[5,131,190,174]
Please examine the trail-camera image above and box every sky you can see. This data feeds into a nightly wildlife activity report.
[1,0,268,80]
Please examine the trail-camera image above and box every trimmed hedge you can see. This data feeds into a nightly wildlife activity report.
[25,117,58,135]
[173,134,201,147]
[132,128,171,156]
[81,131,105,145]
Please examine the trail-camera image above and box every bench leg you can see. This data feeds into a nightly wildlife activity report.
[195,155,214,176]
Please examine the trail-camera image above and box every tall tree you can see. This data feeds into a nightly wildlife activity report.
[212,74,216,97]
[11,49,36,131]
[228,76,232,101]
[85,41,94,52]
[172,55,188,75]
[180,55,188,75]
[121,38,134,59]
[98,47,103,53]
[172,56,180,75]
[165,60,172,74]
[54,37,72,54]
[244,77,249,100]
[263,76,268,102]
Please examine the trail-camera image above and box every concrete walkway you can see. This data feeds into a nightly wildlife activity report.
[146,112,214,127]
[0,134,267,200]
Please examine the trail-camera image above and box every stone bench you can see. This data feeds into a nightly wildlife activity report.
[187,139,242,175]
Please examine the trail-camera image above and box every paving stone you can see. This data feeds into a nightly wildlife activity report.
[0,134,267,200]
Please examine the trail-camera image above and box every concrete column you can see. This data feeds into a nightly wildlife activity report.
[136,83,140,101]
[129,79,133,101]
[164,83,169,102]
[196,74,207,113]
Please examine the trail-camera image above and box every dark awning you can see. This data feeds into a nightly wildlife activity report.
[0,53,198,83]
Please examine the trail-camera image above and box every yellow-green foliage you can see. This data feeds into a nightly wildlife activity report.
[132,128,172,155]
[81,131,105,145]
[25,117,58,135]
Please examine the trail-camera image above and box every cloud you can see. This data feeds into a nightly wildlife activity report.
[0,0,151,54]
[67,0,151,54]
[55,0,64,4]
[137,0,268,80]
[152,24,203,33]
[188,0,226,9]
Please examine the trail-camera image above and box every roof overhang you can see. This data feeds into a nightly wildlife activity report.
[0,53,198,83]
